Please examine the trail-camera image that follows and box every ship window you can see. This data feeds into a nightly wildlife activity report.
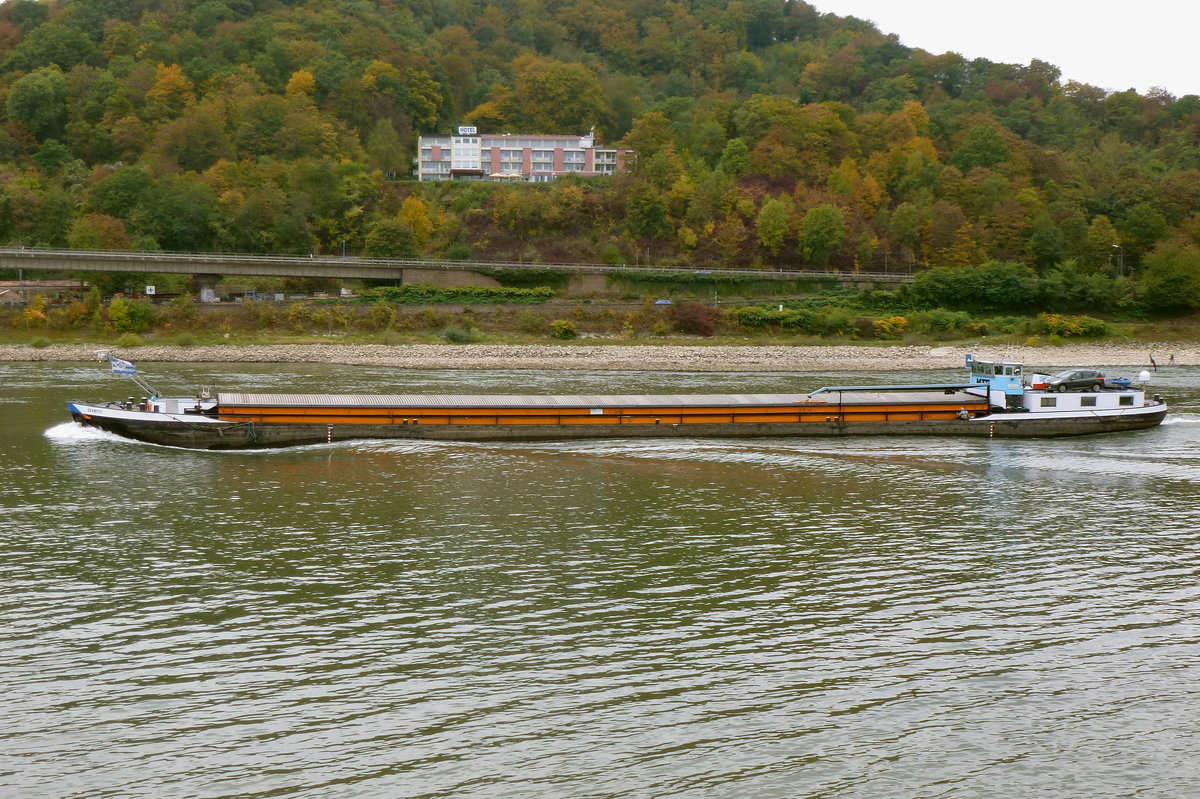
[1119,395,1134,406]
[1041,397,1057,407]
[1080,396,1097,407]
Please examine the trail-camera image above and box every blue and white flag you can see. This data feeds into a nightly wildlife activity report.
[110,356,137,374]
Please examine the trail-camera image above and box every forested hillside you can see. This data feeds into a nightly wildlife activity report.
[3,0,1200,311]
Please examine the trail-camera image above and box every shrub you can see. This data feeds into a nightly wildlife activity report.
[873,315,909,340]
[107,297,155,333]
[413,308,446,330]
[812,306,854,336]
[253,304,278,330]
[167,295,200,325]
[22,295,47,328]
[116,332,143,347]
[850,315,875,338]
[908,261,1039,313]
[601,243,625,265]
[29,336,51,348]
[910,308,973,334]
[730,305,829,333]
[366,302,398,331]
[440,325,478,344]
[963,320,989,335]
[286,303,312,331]
[670,302,720,336]
[173,332,197,347]
[988,315,1031,335]
[548,319,578,339]
[1037,313,1107,337]
[516,311,544,334]
[62,300,91,328]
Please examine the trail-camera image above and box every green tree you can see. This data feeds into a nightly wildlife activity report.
[1138,239,1200,313]
[1120,202,1169,261]
[2,22,98,72]
[150,105,233,172]
[756,198,791,255]
[620,111,674,172]
[1026,215,1066,271]
[233,94,290,157]
[888,202,923,255]
[1083,215,1120,272]
[798,204,846,265]
[32,139,73,173]
[130,176,217,251]
[67,213,131,250]
[85,166,154,219]
[5,0,49,32]
[7,66,70,138]
[363,219,417,258]
[718,137,750,178]
[366,119,405,172]
[951,125,1012,172]
[625,185,672,238]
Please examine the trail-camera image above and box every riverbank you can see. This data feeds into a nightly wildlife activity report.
[0,342,1191,371]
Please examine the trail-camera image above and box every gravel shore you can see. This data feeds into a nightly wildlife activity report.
[0,342,1192,371]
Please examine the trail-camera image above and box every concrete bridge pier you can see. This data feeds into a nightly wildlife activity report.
[193,273,222,302]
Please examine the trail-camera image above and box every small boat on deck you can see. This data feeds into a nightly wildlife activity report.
[67,355,1167,450]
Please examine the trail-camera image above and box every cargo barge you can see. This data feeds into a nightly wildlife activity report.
[66,356,1167,450]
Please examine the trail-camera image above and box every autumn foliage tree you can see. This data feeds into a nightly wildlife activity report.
[0,0,1195,320]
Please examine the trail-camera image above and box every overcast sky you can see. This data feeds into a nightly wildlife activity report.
[815,1,1199,98]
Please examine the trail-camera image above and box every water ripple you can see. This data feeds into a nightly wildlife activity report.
[5,364,1200,797]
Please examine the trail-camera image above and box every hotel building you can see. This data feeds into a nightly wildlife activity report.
[415,127,630,182]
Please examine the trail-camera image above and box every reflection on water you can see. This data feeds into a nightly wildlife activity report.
[3,362,1200,797]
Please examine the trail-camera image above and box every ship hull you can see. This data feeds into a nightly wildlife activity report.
[69,403,1168,450]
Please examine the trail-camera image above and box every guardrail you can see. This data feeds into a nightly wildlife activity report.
[0,246,914,282]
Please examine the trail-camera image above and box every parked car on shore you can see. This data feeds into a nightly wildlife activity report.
[1045,369,1105,392]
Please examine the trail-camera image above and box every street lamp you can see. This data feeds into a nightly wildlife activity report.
[1112,244,1124,278]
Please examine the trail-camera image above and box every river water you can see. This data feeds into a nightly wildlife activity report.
[3,360,1200,798]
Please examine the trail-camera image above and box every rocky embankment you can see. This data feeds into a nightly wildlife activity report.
[0,343,1190,371]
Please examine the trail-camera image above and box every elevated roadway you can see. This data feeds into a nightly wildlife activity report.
[0,246,913,295]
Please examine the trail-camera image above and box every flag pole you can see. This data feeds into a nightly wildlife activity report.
[96,350,160,397]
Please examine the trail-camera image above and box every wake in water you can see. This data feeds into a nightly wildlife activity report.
[44,422,455,456]
[43,422,131,444]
